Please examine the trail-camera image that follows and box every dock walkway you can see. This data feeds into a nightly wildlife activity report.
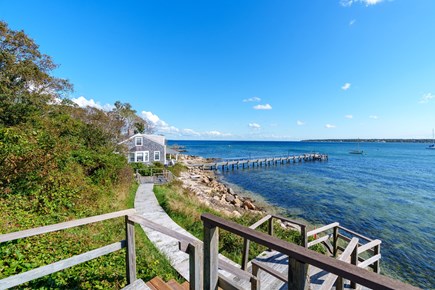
[193,153,328,170]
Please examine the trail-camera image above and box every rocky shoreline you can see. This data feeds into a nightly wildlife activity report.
[178,155,266,218]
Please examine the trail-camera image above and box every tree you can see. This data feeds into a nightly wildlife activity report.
[110,101,153,136]
[0,21,72,126]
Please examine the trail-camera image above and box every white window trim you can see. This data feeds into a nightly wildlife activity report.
[154,151,161,161]
[135,151,150,163]
[135,152,144,162]
[135,137,143,146]
[128,153,135,163]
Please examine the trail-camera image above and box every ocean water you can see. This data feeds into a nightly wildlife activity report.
[168,140,435,288]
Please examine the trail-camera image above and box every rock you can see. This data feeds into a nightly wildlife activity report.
[227,187,235,195]
[225,194,235,203]
[233,198,243,207]
[213,195,220,201]
[243,200,256,210]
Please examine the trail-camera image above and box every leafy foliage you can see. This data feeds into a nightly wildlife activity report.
[0,20,180,288]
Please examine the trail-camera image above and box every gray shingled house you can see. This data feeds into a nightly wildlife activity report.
[119,134,166,165]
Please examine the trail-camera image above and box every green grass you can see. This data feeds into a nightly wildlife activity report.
[154,180,324,264]
[0,181,182,289]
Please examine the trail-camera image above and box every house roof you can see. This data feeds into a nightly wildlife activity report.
[119,134,166,146]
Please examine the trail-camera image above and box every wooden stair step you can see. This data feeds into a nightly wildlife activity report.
[167,279,186,290]
[146,277,172,290]
[180,281,189,290]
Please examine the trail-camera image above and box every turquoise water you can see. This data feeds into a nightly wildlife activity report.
[168,140,434,288]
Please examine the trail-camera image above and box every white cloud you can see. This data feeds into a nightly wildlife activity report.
[141,111,179,134]
[369,115,379,119]
[325,124,336,128]
[297,120,305,126]
[204,131,232,137]
[249,123,261,129]
[345,114,353,119]
[253,104,272,110]
[341,0,384,7]
[341,83,351,90]
[71,96,114,111]
[181,128,201,136]
[243,97,261,102]
[349,19,356,26]
[419,93,434,104]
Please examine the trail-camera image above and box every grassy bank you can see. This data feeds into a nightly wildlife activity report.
[0,180,181,289]
[154,179,324,264]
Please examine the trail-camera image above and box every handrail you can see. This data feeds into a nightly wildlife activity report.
[319,237,359,290]
[307,222,339,237]
[0,209,137,290]
[0,241,126,290]
[338,225,373,242]
[0,209,136,243]
[201,213,418,290]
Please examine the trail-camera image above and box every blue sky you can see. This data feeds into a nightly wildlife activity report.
[1,0,435,140]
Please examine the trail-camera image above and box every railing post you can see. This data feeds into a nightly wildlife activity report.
[251,262,260,290]
[268,216,274,251]
[188,242,203,290]
[125,216,136,284]
[301,225,307,248]
[241,238,250,270]
[350,241,359,289]
[374,243,381,273]
[203,222,219,290]
[288,258,309,290]
[333,225,339,257]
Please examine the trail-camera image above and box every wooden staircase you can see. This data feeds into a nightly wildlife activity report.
[146,277,189,290]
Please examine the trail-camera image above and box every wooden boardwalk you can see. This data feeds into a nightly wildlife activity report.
[193,153,328,170]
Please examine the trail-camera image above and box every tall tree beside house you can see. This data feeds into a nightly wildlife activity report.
[111,100,153,136]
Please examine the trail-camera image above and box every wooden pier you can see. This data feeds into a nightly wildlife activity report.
[194,153,328,170]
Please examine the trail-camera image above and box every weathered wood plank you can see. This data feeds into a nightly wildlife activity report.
[251,260,287,282]
[249,215,272,230]
[203,223,218,290]
[128,214,198,246]
[217,275,243,290]
[307,222,339,237]
[338,226,373,242]
[318,237,359,290]
[358,239,382,255]
[218,259,254,282]
[0,209,136,243]
[271,214,306,228]
[307,234,331,248]
[126,216,137,284]
[358,254,381,269]
[0,241,125,290]
[201,213,418,290]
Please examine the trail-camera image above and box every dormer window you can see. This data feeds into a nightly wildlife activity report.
[135,137,143,146]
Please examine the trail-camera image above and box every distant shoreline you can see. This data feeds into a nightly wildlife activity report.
[301,139,433,143]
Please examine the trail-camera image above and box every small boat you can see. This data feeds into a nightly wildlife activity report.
[349,139,363,154]
[427,129,435,150]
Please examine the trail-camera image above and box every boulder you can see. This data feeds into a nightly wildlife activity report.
[243,200,256,210]
[225,194,235,203]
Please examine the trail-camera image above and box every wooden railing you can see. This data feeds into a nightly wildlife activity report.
[241,214,307,270]
[202,213,419,290]
[0,210,202,290]
[305,222,382,275]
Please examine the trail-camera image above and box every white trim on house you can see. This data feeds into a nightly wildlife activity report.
[154,151,160,161]
[135,137,143,146]
[134,151,149,163]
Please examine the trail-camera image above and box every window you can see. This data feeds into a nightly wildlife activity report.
[144,151,149,162]
[136,152,144,162]
[154,151,161,161]
[135,137,143,146]
[128,153,135,163]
